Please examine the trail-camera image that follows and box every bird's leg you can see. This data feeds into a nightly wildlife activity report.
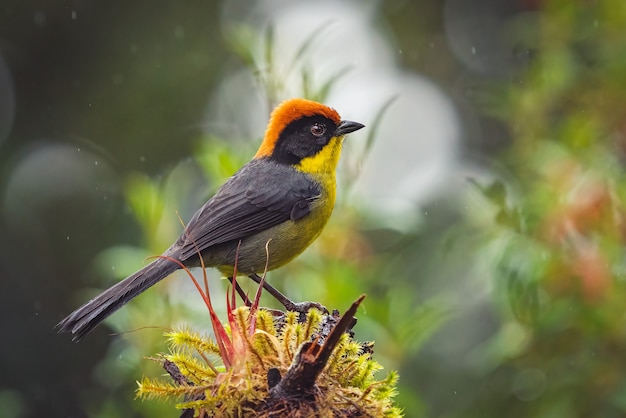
[248,273,328,314]
[232,279,252,307]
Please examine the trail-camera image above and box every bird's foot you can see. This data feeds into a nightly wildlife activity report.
[282,300,329,315]
[246,274,329,315]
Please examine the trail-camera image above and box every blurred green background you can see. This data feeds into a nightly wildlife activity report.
[3,0,626,416]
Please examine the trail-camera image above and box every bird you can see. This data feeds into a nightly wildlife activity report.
[57,97,365,341]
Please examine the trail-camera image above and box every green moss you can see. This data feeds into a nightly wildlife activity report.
[137,307,402,417]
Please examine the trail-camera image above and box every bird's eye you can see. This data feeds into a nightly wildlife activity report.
[310,123,325,137]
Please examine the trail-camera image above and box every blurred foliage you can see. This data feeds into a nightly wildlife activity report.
[455,1,626,417]
[227,22,351,108]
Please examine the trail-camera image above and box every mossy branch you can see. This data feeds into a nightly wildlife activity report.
[137,296,402,417]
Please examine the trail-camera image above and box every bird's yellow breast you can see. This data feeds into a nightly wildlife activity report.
[261,135,344,269]
[292,134,344,238]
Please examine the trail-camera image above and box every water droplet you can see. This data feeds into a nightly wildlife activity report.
[94,160,98,166]
[112,73,124,85]
[71,10,77,20]
[139,155,146,163]
[471,46,476,55]
[66,236,70,240]
[174,26,185,40]
[34,11,46,27]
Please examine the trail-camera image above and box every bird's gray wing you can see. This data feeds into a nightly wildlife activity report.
[176,158,321,261]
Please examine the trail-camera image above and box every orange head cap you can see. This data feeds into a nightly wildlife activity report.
[254,98,342,159]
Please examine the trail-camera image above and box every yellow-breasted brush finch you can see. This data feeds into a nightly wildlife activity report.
[57,98,364,341]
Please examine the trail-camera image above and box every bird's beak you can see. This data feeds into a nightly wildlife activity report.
[335,120,365,136]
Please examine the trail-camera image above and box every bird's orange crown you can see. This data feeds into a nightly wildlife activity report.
[254,98,342,159]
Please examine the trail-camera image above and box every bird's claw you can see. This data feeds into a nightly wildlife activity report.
[283,300,329,315]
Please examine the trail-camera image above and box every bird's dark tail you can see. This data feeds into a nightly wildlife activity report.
[56,256,180,342]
